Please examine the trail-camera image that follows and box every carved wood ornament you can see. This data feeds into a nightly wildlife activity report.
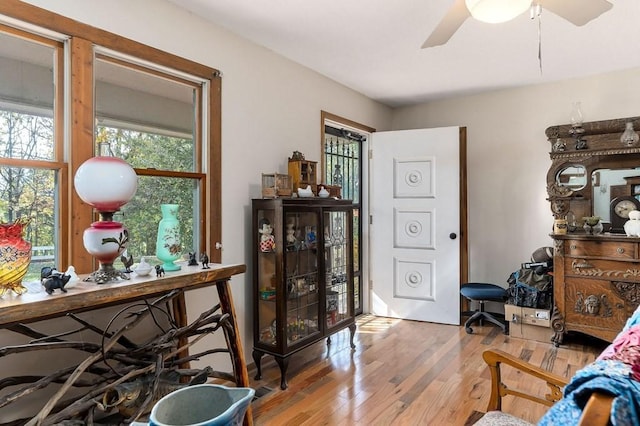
[574,292,612,317]
[571,259,640,279]
[611,281,640,311]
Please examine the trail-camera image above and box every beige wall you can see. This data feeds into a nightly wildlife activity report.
[392,68,640,285]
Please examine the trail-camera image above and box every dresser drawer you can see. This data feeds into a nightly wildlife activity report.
[565,239,637,260]
[564,257,640,283]
[563,278,629,333]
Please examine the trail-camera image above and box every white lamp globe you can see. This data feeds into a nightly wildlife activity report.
[465,0,531,24]
[74,155,138,212]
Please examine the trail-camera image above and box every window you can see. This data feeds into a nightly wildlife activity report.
[94,53,206,265]
[321,111,374,315]
[0,4,221,279]
[0,25,65,280]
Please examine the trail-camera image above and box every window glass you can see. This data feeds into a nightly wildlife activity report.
[323,132,361,203]
[95,57,197,172]
[95,126,194,172]
[94,55,204,266]
[120,175,198,261]
[0,27,61,280]
[0,109,54,161]
[0,166,56,277]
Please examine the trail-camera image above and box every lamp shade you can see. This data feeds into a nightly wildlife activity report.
[74,155,138,212]
[465,0,531,23]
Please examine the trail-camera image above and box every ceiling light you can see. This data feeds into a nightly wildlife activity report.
[465,0,531,24]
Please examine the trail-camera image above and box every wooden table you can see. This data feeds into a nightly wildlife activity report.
[0,262,252,425]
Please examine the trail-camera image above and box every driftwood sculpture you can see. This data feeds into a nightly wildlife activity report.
[0,290,235,425]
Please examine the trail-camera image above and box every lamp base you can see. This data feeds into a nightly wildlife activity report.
[84,263,130,285]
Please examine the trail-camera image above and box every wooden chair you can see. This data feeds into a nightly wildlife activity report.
[474,349,614,426]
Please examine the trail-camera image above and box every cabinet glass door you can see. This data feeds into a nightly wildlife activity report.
[284,210,320,346]
[324,210,351,328]
[256,207,277,348]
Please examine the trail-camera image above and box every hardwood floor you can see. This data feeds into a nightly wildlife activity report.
[248,314,608,425]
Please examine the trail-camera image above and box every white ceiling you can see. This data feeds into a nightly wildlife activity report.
[167,0,640,108]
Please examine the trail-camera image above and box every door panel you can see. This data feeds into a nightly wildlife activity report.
[395,209,434,249]
[370,127,462,325]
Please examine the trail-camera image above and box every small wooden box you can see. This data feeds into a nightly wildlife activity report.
[288,159,317,191]
[262,173,292,198]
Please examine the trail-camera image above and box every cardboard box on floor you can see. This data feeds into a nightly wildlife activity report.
[505,304,553,343]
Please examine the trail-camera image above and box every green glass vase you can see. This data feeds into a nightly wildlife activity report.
[155,204,182,271]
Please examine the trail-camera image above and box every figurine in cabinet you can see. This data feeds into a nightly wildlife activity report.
[286,222,296,245]
[259,223,276,252]
[305,226,316,247]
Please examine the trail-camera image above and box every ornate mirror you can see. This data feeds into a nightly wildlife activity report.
[555,165,587,190]
[546,116,640,223]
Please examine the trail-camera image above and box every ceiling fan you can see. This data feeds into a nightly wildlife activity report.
[422,0,613,48]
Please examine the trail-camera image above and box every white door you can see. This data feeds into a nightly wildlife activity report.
[370,127,462,325]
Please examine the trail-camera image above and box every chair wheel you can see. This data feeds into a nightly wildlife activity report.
[465,327,473,334]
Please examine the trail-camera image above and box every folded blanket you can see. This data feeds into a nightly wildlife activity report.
[539,312,640,425]
[538,359,640,425]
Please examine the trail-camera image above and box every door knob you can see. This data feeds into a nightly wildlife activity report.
[449,233,457,240]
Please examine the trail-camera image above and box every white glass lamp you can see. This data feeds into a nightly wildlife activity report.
[570,101,584,128]
[74,143,138,283]
[465,0,531,24]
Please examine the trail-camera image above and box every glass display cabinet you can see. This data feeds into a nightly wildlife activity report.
[252,198,356,389]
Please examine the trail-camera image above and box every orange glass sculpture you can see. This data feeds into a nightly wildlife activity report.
[0,218,32,297]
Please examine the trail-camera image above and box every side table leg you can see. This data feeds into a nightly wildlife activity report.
[216,279,253,426]
[171,293,191,369]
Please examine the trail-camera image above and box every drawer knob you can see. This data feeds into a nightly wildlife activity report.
[617,247,625,254]
[570,244,577,250]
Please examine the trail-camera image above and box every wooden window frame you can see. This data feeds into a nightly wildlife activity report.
[0,0,222,272]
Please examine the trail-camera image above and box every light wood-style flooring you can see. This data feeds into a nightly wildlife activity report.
[248,314,608,425]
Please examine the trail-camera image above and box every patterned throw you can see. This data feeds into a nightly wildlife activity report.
[538,308,640,425]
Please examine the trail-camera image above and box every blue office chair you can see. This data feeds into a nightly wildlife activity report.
[460,283,508,334]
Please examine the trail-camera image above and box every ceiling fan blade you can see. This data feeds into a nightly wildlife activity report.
[542,0,613,26]
[421,0,470,48]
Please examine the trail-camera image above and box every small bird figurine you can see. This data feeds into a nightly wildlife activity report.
[64,265,80,288]
[200,252,210,269]
[120,251,134,273]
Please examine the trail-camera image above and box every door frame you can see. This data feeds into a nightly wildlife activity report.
[459,127,469,287]
[321,111,374,315]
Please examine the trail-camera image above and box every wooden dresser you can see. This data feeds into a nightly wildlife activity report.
[545,115,640,345]
[551,234,640,344]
